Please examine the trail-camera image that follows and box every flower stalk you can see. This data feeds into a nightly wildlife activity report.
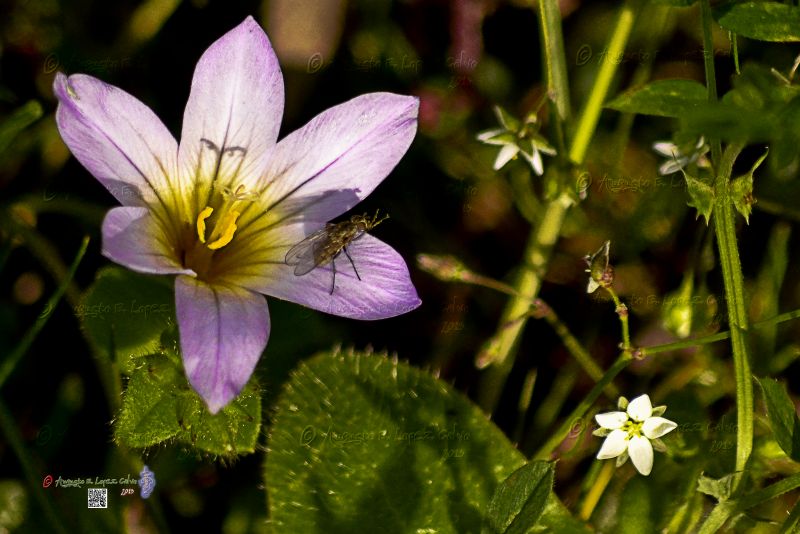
[605,287,631,353]
[714,142,753,490]
[568,0,638,165]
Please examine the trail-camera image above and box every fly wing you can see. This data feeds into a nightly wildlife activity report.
[285,228,332,276]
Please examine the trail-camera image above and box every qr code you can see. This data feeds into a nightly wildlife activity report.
[87,488,107,509]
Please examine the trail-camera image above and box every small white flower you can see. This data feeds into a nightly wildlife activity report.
[476,106,556,175]
[653,137,710,175]
[593,394,677,476]
[521,137,557,176]
[494,143,521,170]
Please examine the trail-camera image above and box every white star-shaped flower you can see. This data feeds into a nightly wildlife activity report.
[593,394,677,476]
[476,106,556,175]
[652,137,710,175]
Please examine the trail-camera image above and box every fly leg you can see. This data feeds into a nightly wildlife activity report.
[329,256,337,295]
[343,246,361,281]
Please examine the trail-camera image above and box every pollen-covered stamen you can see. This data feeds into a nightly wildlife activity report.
[196,207,214,243]
[623,420,644,439]
[194,184,254,251]
[207,209,241,250]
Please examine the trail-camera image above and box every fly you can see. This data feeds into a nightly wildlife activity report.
[285,211,390,294]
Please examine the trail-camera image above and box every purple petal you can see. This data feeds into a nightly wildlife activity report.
[244,226,420,320]
[256,93,418,222]
[178,16,283,196]
[175,276,270,413]
[102,207,193,275]
[53,72,180,207]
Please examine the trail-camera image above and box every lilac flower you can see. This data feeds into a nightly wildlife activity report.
[54,17,421,413]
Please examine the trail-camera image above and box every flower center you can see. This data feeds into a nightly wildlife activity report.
[182,183,257,281]
[195,184,251,250]
[623,419,644,439]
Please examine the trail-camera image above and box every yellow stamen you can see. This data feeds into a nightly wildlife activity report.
[196,206,214,243]
[207,210,241,250]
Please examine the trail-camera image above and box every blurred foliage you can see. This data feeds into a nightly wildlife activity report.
[1,0,800,532]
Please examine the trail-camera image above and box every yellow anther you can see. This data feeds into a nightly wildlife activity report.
[196,206,214,243]
[206,210,241,250]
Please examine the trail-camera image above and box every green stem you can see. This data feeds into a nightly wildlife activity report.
[514,369,538,443]
[538,0,570,122]
[568,0,638,165]
[730,32,740,74]
[579,460,615,521]
[605,287,631,351]
[0,236,89,390]
[646,331,730,356]
[714,143,752,490]
[643,308,800,356]
[533,352,633,460]
[477,194,572,410]
[701,0,722,163]
[698,472,800,533]
[0,398,68,534]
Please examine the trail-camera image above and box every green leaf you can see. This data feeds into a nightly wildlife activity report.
[114,354,184,447]
[174,382,261,456]
[265,350,587,533]
[606,80,707,118]
[729,149,768,224]
[530,495,590,534]
[682,65,800,146]
[757,377,800,462]
[681,103,774,142]
[697,472,736,502]
[683,172,715,225]
[80,267,174,373]
[714,2,800,42]
[0,101,43,156]
[115,353,261,455]
[482,461,554,534]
